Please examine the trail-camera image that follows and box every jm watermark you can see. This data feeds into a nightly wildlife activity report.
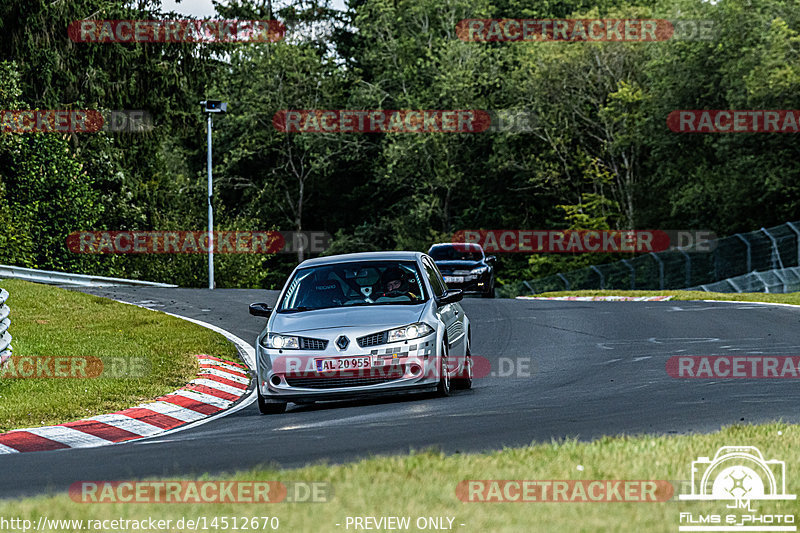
[678,446,796,531]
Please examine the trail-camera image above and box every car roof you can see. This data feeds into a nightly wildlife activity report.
[298,251,425,268]
[428,242,483,251]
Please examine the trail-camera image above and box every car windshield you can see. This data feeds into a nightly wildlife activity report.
[429,245,483,262]
[277,260,428,312]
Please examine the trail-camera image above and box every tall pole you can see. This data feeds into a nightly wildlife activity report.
[207,113,214,290]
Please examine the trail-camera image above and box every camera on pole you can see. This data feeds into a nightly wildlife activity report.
[200,100,227,290]
[201,100,228,114]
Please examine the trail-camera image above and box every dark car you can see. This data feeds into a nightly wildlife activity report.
[428,243,495,298]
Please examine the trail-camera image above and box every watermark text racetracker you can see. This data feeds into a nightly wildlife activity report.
[0,110,152,134]
[668,110,800,133]
[274,110,491,133]
[667,356,800,379]
[456,19,716,42]
[273,109,542,134]
[69,481,330,503]
[68,20,285,44]
[453,229,716,253]
[0,356,149,379]
[67,231,331,255]
[267,355,535,380]
[0,516,280,532]
[457,480,674,502]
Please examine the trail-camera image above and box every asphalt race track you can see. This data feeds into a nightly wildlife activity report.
[2,288,800,499]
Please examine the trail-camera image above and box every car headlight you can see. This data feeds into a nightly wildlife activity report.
[471,266,488,275]
[261,333,300,349]
[387,323,435,343]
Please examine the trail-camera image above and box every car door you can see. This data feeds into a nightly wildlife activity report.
[422,257,467,366]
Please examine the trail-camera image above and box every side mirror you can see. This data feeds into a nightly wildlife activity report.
[485,255,496,263]
[438,289,463,306]
[249,302,273,317]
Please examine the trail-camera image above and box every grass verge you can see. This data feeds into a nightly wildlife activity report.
[0,279,238,432]
[532,289,800,305]
[0,422,796,532]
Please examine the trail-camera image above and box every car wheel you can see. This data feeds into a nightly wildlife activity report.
[436,341,451,397]
[453,338,473,390]
[482,281,495,298]
[257,387,287,414]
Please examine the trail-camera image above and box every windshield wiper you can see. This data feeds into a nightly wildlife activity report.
[280,306,313,313]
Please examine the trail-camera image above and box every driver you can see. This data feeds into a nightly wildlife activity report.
[385,268,404,292]
[375,266,415,301]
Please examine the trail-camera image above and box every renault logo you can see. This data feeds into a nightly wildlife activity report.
[336,335,349,350]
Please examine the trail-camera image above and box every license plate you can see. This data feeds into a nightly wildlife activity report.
[315,356,371,372]
[444,276,464,284]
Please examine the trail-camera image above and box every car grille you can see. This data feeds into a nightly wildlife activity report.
[286,370,404,389]
[299,337,328,350]
[357,331,388,348]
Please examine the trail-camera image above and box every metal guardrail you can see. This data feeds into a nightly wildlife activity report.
[687,267,800,294]
[505,221,800,296]
[0,288,11,365]
[0,265,177,288]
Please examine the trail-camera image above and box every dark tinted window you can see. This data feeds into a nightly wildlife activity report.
[429,244,484,262]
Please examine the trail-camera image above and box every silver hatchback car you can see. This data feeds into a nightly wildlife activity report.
[248,251,472,414]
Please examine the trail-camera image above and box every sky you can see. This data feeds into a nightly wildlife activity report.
[160,0,347,17]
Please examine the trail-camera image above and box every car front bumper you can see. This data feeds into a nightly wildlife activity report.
[257,334,441,402]
[441,274,491,294]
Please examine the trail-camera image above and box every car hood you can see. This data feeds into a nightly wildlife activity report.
[270,304,426,334]
[434,260,483,271]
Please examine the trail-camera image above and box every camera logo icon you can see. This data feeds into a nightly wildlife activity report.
[679,446,796,502]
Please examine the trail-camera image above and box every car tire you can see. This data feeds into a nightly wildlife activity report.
[452,339,473,390]
[257,387,287,414]
[482,282,495,298]
[436,342,451,397]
